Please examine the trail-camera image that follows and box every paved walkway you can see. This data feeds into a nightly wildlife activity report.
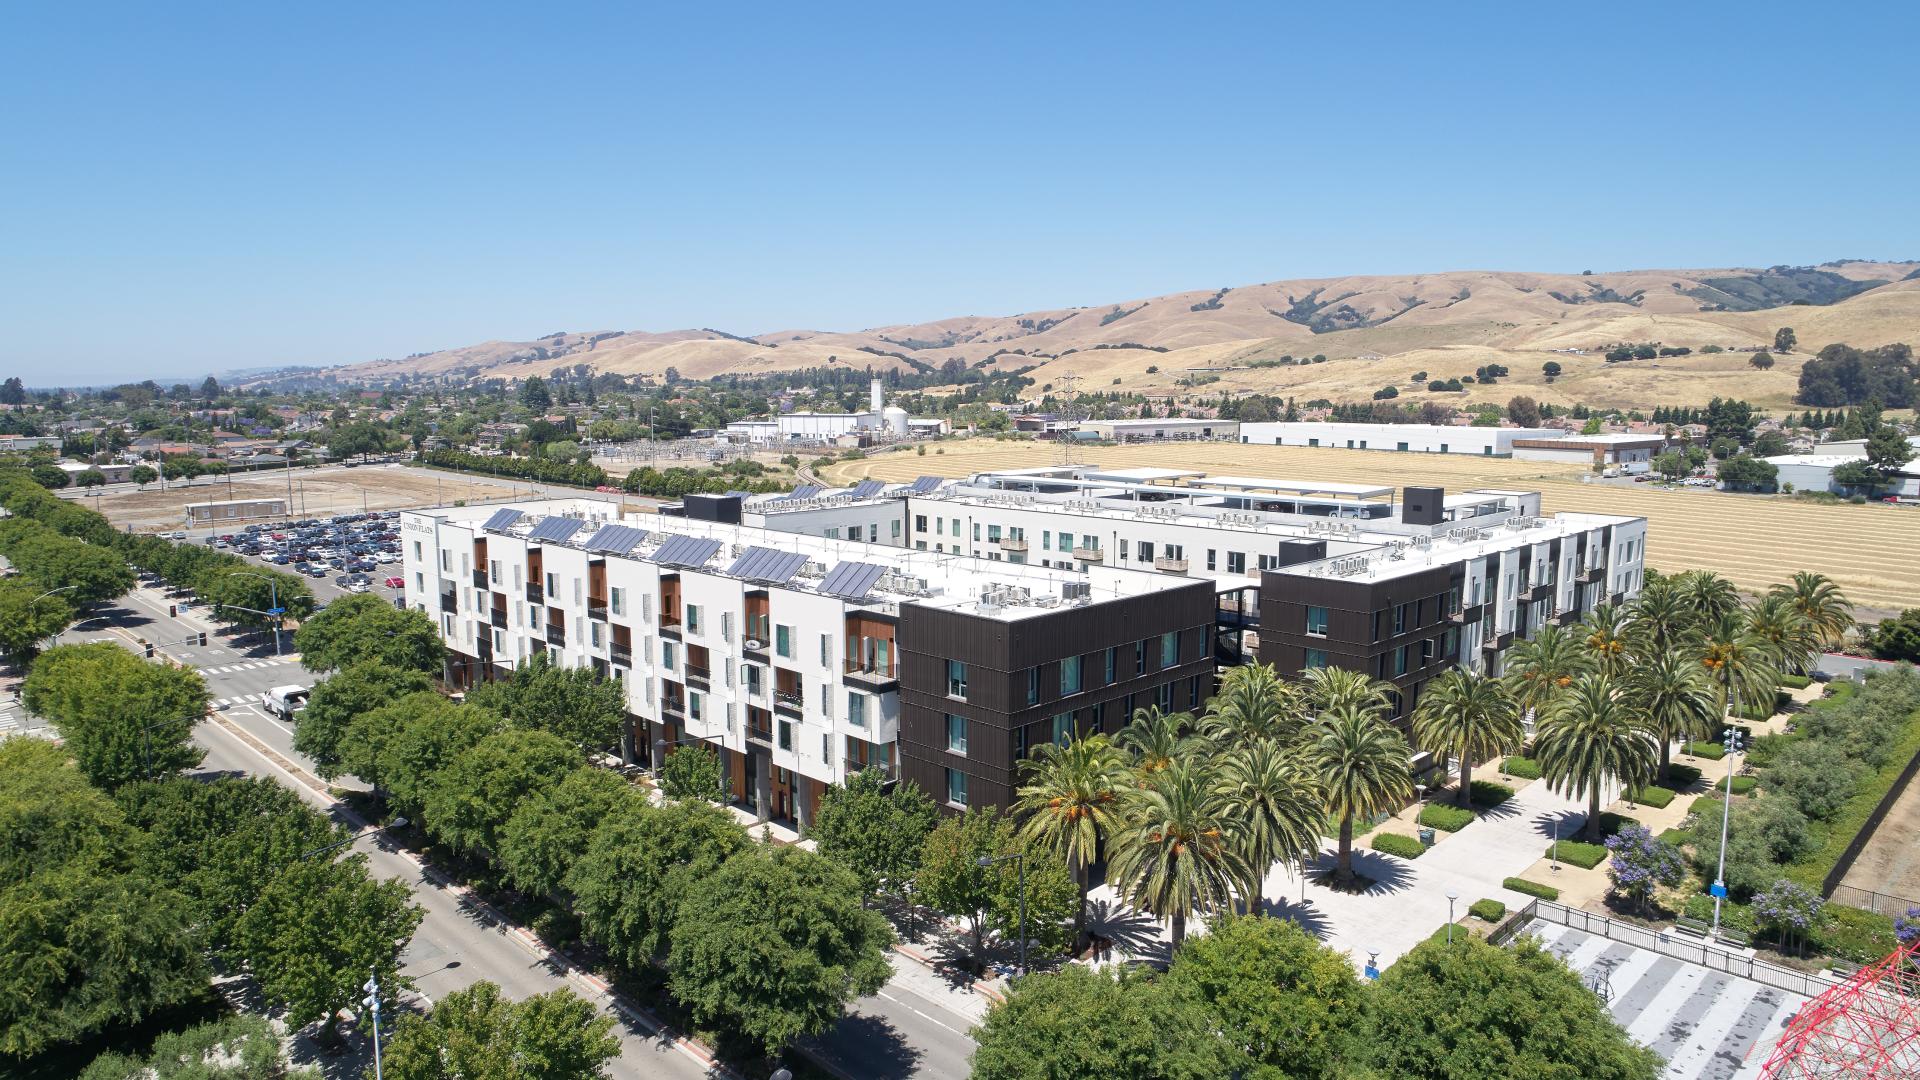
[1531,922,1803,1079]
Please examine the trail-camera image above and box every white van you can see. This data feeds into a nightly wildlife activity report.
[263,685,310,718]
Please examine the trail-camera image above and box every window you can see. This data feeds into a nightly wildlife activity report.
[1135,639,1146,674]
[1231,551,1249,574]
[1444,587,1459,616]
[546,571,557,597]
[1160,631,1178,667]
[720,611,732,641]
[1051,713,1072,746]
[1156,683,1173,712]
[1061,655,1081,694]
[688,691,703,722]
[973,523,981,542]
[823,733,832,762]
[820,633,832,667]
[686,604,701,634]
[1305,648,1328,669]
[440,549,450,572]
[590,622,603,648]
[1104,646,1116,684]
[413,541,423,560]
[945,768,969,807]
[1026,668,1039,705]
[1137,541,1154,562]
[1392,645,1408,676]
[868,524,878,542]
[848,694,866,728]
[987,524,1001,543]
[1061,532,1076,552]
[775,624,793,658]
[610,587,626,616]
[890,519,900,539]
[950,517,960,537]
[946,714,968,755]
[947,660,968,699]
[489,559,501,584]
[915,514,928,533]
[662,641,677,670]
[1206,549,1217,571]
[825,527,840,540]
[1306,605,1329,635]
[778,720,792,751]
[1043,531,1052,551]
[415,572,425,592]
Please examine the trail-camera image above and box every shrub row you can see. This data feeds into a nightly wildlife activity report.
[1546,839,1608,869]
[1662,763,1704,788]
[1686,741,1727,760]
[1781,674,1813,690]
[1468,899,1506,923]
[1625,784,1675,809]
[1501,756,1542,780]
[1417,803,1476,833]
[1503,877,1560,901]
[1371,833,1426,860]
[1470,780,1515,807]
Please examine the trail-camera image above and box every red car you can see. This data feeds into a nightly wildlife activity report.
[384,576,405,589]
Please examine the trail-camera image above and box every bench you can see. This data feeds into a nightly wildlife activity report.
[1716,927,1751,948]
[1673,917,1712,938]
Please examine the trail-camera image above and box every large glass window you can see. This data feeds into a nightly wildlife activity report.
[1026,668,1039,705]
[848,694,866,727]
[946,714,968,755]
[1305,648,1329,669]
[1306,606,1329,635]
[1060,655,1081,695]
[1160,631,1178,667]
[775,624,792,658]
[686,604,701,634]
[946,768,969,807]
[1051,713,1072,746]
[947,660,968,699]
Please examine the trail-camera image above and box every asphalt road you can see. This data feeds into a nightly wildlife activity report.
[40,581,980,1080]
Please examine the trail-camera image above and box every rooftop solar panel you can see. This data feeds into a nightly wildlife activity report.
[481,508,524,531]
[726,545,810,584]
[818,560,887,600]
[584,524,648,554]
[527,517,585,542]
[849,479,884,499]
[652,535,723,568]
[909,475,944,493]
[788,485,822,500]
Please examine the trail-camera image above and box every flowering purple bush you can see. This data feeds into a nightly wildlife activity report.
[1604,825,1683,912]
[1752,880,1824,953]
[1897,905,1920,948]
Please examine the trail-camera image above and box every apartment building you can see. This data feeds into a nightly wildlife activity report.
[401,498,1213,822]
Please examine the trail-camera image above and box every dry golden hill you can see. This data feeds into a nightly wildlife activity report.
[290,262,1920,408]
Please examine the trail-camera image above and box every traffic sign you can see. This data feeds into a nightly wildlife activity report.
[1710,882,1728,899]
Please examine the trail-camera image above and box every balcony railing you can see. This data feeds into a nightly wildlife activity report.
[747,722,774,746]
[686,664,710,684]
[472,569,487,589]
[662,697,685,717]
[489,608,507,628]
[660,614,682,634]
[610,642,632,666]
[1072,546,1103,562]
[774,689,804,713]
[843,662,898,686]
[587,600,608,621]
[438,590,457,613]
[545,624,565,647]
[998,536,1028,552]
[1153,556,1189,573]
[526,584,544,605]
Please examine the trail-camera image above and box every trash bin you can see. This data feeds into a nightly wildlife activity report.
[1417,827,1436,847]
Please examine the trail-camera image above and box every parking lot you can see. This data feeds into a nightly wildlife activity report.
[186,510,408,605]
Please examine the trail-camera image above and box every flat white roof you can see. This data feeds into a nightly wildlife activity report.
[1081,467,1208,483]
[1198,475,1395,499]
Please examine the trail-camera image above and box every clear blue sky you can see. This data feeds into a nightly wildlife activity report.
[3,2,1915,384]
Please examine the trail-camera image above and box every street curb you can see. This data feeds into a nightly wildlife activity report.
[890,942,1006,1003]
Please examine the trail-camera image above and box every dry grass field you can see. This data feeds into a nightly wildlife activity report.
[822,439,1920,615]
[82,466,540,533]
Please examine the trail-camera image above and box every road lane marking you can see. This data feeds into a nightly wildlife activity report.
[874,990,972,1037]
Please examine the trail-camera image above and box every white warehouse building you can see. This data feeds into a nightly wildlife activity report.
[1239,422,1558,456]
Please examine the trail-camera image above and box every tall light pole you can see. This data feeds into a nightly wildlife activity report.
[223,571,285,656]
[1710,724,1745,937]
[363,969,386,1080]
[1446,889,1459,945]
[978,852,1028,977]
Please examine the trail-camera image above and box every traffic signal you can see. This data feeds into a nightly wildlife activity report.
[197,633,208,647]
[144,644,155,658]
[168,604,177,617]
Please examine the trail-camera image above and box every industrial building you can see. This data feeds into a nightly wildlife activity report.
[402,498,1212,822]
[1238,421,1558,456]
[1079,418,1239,441]
[184,497,289,525]
[720,379,929,444]
[1764,453,1920,498]
[1510,434,1666,472]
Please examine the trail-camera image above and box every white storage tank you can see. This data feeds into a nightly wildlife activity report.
[885,406,910,435]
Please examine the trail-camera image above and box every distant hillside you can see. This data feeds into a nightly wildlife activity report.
[244,260,1920,407]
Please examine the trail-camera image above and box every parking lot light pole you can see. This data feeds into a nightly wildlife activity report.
[1447,889,1459,944]
[1710,725,1745,936]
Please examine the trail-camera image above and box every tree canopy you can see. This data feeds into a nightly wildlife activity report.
[293,592,442,674]
[381,981,619,1080]
[22,642,209,788]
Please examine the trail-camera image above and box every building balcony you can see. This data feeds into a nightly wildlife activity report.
[1579,564,1606,583]
[544,624,565,647]
[438,590,457,614]
[686,664,710,685]
[659,615,682,638]
[472,569,487,589]
[610,642,632,666]
[998,537,1028,552]
[489,608,507,629]
[1153,556,1189,573]
[526,584,544,605]
[587,600,608,621]
[1072,546,1103,562]
[774,689,804,715]
[843,662,899,689]
[662,697,685,718]
[747,721,774,747]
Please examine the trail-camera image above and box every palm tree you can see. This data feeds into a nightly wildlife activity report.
[1622,647,1716,781]
[1746,593,1818,677]
[1677,570,1742,625]
[1015,734,1132,946]
[1108,758,1250,948]
[1626,575,1700,657]
[1214,740,1323,914]
[1578,603,1634,680]
[1534,674,1657,841]
[1306,705,1413,887]
[1772,571,1854,650]
[1301,666,1393,716]
[1698,609,1784,724]
[1200,662,1308,746]
[1115,706,1196,775]
[1503,623,1589,721]
[1411,669,1522,807]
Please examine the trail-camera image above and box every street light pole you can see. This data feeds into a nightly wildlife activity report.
[224,571,285,656]
[1710,724,1745,936]
[363,969,385,1080]
[978,852,1028,977]
[1446,889,1459,944]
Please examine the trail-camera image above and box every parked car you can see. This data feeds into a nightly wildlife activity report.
[384,576,405,589]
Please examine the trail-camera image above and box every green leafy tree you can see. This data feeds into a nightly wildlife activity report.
[338,690,451,795]
[381,981,619,1080]
[658,742,726,802]
[1215,740,1323,916]
[420,726,579,859]
[78,1015,296,1080]
[377,702,498,820]
[1774,327,1796,353]
[1411,669,1521,807]
[1699,609,1784,722]
[1163,915,1359,1079]
[808,766,939,901]
[519,376,552,410]
[232,853,423,1042]
[0,577,73,661]
[1114,705,1197,774]
[567,799,748,969]
[128,464,157,486]
[467,650,627,758]
[1301,666,1394,715]
[22,642,209,788]
[1199,661,1309,745]
[498,766,637,900]
[0,526,133,604]
[1676,570,1743,626]
[1716,454,1778,490]
[1535,674,1657,841]
[0,739,132,885]
[1867,608,1920,663]
[969,964,1243,1080]
[667,846,893,1058]
[1014,733,1131,942]
[294,662,434,778]
[294,593,443,674]
[1355,937,1661,1080]
[1576,604,1634,680]
[1308,705,1413,886]
[914,807,1073,962]
[1507,395,1542,427]
[200,567,314,632]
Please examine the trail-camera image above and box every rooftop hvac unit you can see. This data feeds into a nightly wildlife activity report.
[1061,580,1092,601]
[800,561,828,576]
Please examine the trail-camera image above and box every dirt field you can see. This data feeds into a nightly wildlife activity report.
[79,466,546,533]
[1840,772,1920,905]
[821,439,1920,614]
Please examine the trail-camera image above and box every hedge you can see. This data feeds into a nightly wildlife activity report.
[1418,803,1476,833]
[1625,784,1675,809]
[1729,775,1759,795]
[1547,839,1609,869]
[1501,755,1542,780]
[1781,674,1813,690]
[1470,780,1515,807]
[1685,741,1727,760]
[1372,833,1427,859]
[1469,899,1506,923]
[1682,893,1757,937]
[1658,828,1689,847]
[1595,812,1639,838]
[1503,877,1560,901]
[1817,905,1899,965]
[1662,763,1704,788]
[1782,684,1920,891]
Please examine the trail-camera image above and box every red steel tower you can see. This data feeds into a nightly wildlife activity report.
[1760,936,1920,1078]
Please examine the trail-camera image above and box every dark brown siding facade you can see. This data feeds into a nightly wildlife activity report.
[1259,564,1461,722]
[898,579,1218,812]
